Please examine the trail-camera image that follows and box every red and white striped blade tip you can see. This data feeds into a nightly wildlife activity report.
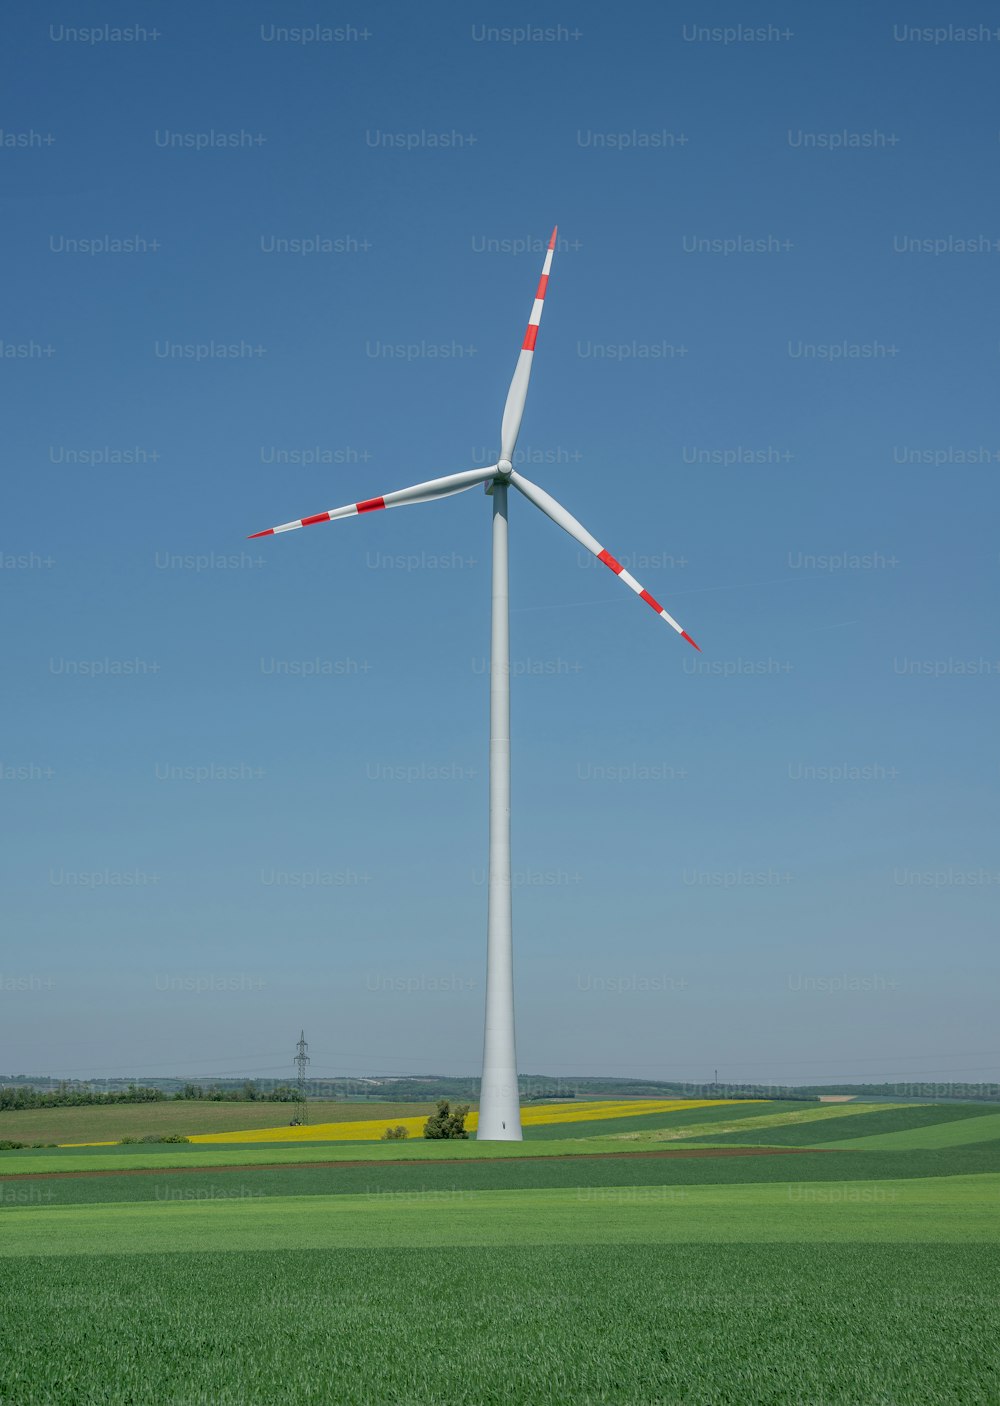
[247,498,386,538]
[681,631,701,652]
[248,514,332,539]
[548,225,558,248]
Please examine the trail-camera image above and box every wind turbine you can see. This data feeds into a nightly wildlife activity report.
[248,228,699,1140]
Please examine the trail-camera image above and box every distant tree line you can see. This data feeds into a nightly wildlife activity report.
[173,1082,301,1103]
[0,1083,166,1111]
[0,1081,302,1111]
[794,1082,1000,1102]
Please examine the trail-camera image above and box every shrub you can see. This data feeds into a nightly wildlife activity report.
[423,1100,470,1140]
[119,1134,190,1145]
[380,1126,409,1141]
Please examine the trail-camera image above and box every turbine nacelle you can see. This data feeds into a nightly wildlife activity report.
[485,459,514,495]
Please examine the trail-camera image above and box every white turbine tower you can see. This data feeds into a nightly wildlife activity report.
[249,228,700,1140]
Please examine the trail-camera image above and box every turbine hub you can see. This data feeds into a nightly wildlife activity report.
[496,460,513,478]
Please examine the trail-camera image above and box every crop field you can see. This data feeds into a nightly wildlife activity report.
[600,1100,901,1141]
[520,1099,789,1141]
[1,1098,998,1403]
[186,1097,747,1145]
[813,1109,1000,1151]
[3,1143,999,1211]
[0,1100,437,1147]
[686,1099,996,1146]
[2,1245,997,1406]
[4,1174,999,1257]
[0,1097,754,1150]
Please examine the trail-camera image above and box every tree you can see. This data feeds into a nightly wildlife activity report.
[381,1125,409,1141]
[422,1100,470,1139]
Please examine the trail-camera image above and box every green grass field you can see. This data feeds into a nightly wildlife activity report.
[2,1245,996,1406]
[3,1099,999,1403]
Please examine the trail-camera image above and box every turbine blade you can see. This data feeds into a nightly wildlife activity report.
[248,466,497,538]
[509,471,700,650]
[499,227,557,465]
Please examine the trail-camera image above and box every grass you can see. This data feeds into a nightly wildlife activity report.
[2,1174,996,1256]
[688,1101,996,1146]
[1,1245,998,1404]
[813,1109,1000,1151]
[5,1144,1000,1210]
[0,1100,437,1146]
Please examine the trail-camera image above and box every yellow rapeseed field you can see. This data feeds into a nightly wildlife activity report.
[521,1099,748,1126]
[185,1098,753,1145]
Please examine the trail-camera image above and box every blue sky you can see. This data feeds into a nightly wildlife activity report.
[2,2,997,1090]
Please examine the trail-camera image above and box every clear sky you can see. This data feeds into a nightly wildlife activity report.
[2,2,997,1090]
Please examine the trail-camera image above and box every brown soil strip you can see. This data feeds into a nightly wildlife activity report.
[0,1146,837,1182]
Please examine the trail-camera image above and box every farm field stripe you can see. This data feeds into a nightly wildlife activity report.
[0,1100,441,1147]
[23,1108,993,1178]
[690,1101,998,1148]
[7,1145,999,1211]
[3,1137,704,1177]
[520,1098,755,1124]
[813,1110,1000,1152]
[601,1102,906,1144]
[1,1174,996,1257]
[0,1145,826,1182]
[523,1101,804,1142]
